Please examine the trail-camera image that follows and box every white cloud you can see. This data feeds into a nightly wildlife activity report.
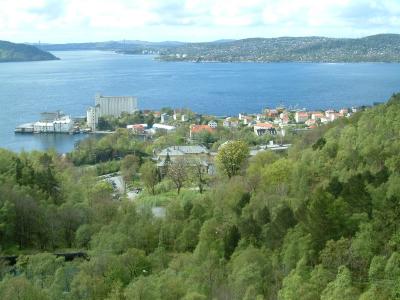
[0,0,398,42]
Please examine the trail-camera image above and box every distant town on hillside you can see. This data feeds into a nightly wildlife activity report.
[35,34,400,63]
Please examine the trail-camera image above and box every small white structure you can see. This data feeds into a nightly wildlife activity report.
[320,117,330,124]
[161,113,170,124]
[223,117,239,128]
[208,120,218,128]
[152,123,176,133]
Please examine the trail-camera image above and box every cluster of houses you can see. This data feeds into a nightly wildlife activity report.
[186,107,353,138]
[293,108,352,128]
[150,109,195,124]
[125,107,355,139]
[218,107,354,135]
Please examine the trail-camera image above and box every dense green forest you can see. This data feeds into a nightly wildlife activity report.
[1,94,400,299]
[0,41,59,62]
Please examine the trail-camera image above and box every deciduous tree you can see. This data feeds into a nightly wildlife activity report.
[216,141,249,178]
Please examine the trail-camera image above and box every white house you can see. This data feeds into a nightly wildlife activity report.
[152,123,176,133]
[223,117,239,128]
[253,123,277,136]
[295,111,309,123]
[208,120,218,128]
[161,113,170,124]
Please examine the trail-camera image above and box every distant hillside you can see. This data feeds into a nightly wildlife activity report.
[36,40,185,52]
[0,41,59,63]
[35,34,400,63]
[158,34,400,63]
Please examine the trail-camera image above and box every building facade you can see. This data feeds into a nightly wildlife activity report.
[87,94,138,130]
[95,94,137,117]
[254,123,277,136]
[87,106,98,131]
[33,115,74,133]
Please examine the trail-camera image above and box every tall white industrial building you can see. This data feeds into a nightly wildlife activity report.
[87,94,138,130]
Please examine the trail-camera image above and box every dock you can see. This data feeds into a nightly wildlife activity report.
[15,112,79,134]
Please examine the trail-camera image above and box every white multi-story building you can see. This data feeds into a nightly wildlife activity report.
[87,94,138,130]
[87,106,98,131]
[95,94,137,117]
[33,115,74,133]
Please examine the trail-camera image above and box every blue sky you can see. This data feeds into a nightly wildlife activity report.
[1,0,399,43]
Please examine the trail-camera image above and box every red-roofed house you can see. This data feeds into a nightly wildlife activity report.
[311,112,325,120]
[253,123,277,136]
[190,124,216,139]
[305,119,316,126]
[295,111,309,123]
[127,124,147,134]
[265,109,279,118]
[280,113,290,125]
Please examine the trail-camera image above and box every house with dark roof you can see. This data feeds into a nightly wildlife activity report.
[154,145,215,175]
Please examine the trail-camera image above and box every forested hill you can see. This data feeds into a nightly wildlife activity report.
[1,94,400,299]
[158,34,400,62]
[0,41,59,62]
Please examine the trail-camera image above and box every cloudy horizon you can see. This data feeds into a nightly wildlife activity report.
[1,0,399,43]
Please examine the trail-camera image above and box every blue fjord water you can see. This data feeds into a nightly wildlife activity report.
[0,50,400,153]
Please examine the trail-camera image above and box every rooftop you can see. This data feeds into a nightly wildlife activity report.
[159,145,209,156]
[191,124,215,134]
[254,123,274,128]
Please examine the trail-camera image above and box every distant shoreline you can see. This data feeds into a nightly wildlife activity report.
[35,33,400,64]
[154,57,400,64]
